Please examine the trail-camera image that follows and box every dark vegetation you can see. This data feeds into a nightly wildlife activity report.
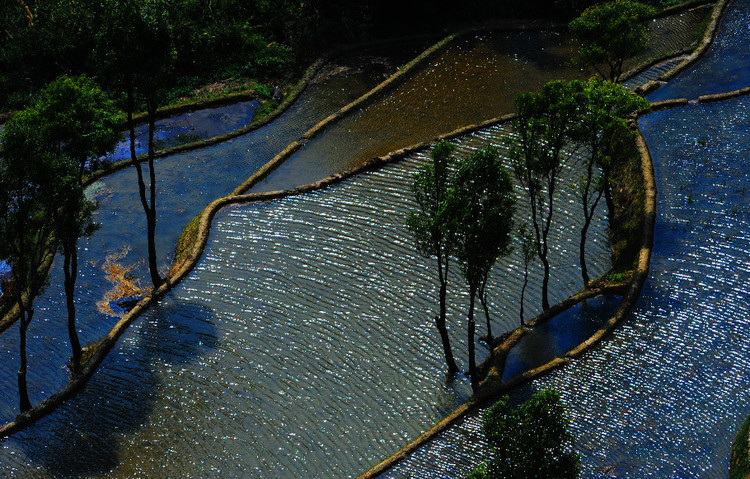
[469,390,580,479]
[731,413,750,479]
[1,0,686,114]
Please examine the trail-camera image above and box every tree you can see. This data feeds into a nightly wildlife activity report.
[407,140,460,375]
[31,75,121,372]
[0,111,57,412]
[509,80,583,311]
[569,0,656,83]
[570,78,649,285]
[468,390,580,479]
[517,224,536,326]
[447,146,515,392]
[97,0,175,289]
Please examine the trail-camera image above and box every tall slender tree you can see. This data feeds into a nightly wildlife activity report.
[32,75,121,373]
[447,146,515,392]
[0,112,57,412]
[570,78,649,285]
[407,140,459,375]
[97,0,175,289]
[509,80,583,311]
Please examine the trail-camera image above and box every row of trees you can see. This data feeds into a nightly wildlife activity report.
[408,142,516,391]
[0,76,121,411]
[409,78,647,390]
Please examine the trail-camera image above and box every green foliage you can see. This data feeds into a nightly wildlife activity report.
[471,390,580,479]
[569,0,656,82]
[447,145,515,390]
[32,75,123,174]
[509,80,585,310]
[730,412,750,479]
[0,111,56,304]
[448,146,515,290]
[407,140,457,261]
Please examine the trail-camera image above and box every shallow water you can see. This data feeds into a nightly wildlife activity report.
[107,101,260,161]
[384,0,750,471]
[649,0,750,101]
[0,7,714,477]
[251,9,707,194]
[0,55,394,419]
[0,125,610,478]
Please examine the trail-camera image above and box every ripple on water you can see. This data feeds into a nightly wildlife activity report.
[0,123,611,477]
[386,95,750,479]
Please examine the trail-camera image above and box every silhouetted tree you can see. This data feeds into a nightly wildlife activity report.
[570,78,649,285]
[509,80,583,311]
[97,0,175,289]
[407,140,460,375]
[447,146,515,391]
[31,75,121,372]
[0,112,57,412]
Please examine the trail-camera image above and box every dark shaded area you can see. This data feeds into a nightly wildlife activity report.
[11,300,217,477]
[502,295,621,382]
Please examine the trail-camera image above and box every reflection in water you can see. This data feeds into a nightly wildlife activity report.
[7,299,218,478]
[502,295,621,382]
[0,56,390,424]
[251,8,709,194]
[0,9,711,476]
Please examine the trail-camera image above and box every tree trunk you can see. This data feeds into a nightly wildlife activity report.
[64,244,82,374]
[580,220,591,286]
[479,282,493,353]
[437,256,459,374]
[145,98,162,289]
[520,267,529,326]
[540,252,550,311]
[18,308,33,413]
[468,286,478,393]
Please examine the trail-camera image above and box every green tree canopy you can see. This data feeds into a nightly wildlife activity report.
[0,108,58,412]
[509,79,584,311]
[569,0,656,82]
[469,390,580,479]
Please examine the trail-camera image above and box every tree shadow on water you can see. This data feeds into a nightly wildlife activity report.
[12,298,218,477]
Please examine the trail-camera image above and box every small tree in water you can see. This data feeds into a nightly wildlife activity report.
[407,140,460,375]
[447,145,515,392]
[468,390,580,479]
[30,75,121,373]
[0,113,57,412]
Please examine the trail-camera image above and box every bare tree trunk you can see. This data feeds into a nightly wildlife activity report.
[478,280,493,352]
[520,266,529,326]
[64,243,82,374]
[468,285,478,393]
[127,90,162,290]
[145,97,161,289]
[437,254,459,374]
[18,308,33,413]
